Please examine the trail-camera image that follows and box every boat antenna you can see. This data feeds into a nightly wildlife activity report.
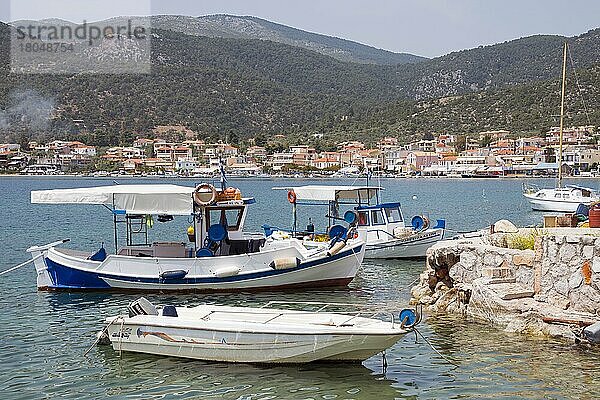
[557,41,568,188]
[219,157,227,191]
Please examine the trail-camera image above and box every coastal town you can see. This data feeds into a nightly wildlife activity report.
[1,125,599,177]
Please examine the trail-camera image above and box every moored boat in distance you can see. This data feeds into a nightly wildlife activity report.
[522,184,599,212]
[522,43,598,212]
[100,297,419,364]
[26,183,365,292]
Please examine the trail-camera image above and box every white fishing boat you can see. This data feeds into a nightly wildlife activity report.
[523,43,599,212]
[26,183,364,291]
[272,185,445,259]
[99,297,419,364]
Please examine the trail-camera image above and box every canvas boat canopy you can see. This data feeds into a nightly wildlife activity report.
[274,185,381,202]
[31,184,196,215]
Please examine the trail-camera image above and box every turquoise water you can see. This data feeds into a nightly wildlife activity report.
[1,176,599,399]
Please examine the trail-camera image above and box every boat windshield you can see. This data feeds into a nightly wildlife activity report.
[371,210,385,225]
[357,211,369,226]
[206,207,244,231]
[384,207,403,223]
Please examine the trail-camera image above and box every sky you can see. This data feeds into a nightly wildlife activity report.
[3,0,600,58]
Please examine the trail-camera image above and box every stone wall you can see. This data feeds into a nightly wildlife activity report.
[539,235,600,314]
[411,231,600,341]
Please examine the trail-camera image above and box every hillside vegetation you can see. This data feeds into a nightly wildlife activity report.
[0,18,599,147]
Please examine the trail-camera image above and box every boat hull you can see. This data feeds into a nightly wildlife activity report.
[108,326,403,363]
[28,242,364,292]
[524,195,590,212]
[105,306,408,363]
[364,228,444,259]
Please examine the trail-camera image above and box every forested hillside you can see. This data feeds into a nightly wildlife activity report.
[1,18,599,147]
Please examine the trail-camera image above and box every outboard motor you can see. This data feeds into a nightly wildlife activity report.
[128,297,158,317]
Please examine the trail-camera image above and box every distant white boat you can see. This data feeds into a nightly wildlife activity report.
[522,43,598,212]
[100,298,418,364]
[523,185,599,212]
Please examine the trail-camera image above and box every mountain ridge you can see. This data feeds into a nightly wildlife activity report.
[149,14,428,65]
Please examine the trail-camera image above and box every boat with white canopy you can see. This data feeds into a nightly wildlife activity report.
[99,297,419,364]
[26,183,365,291]
[270,185,445,259]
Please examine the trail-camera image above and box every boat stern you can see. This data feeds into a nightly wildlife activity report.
[26,247,52,289]
[26,239,70,290]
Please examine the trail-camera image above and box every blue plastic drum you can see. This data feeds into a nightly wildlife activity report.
[344,210,358,225]
[208,224,227,242]
[412,215,430,231]
[329,224,348,240]
[195,248,214,258]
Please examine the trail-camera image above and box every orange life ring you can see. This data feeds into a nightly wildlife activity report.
[193,183,218,206]
[287,190,297,204]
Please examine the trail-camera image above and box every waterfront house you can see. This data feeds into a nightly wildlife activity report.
[407,151,439,171]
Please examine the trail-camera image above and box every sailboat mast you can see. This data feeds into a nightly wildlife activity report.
[558,42,568,187]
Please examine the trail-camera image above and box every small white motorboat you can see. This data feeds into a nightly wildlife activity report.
[26,183,364,291]
[99,298,419,364]
[272,185,445,259]
[523,184,599,212]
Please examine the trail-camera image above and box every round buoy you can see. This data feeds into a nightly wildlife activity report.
[399,309,417,328]
[193,183,218,206]
[287,190,297,204]
[412,195,418,200]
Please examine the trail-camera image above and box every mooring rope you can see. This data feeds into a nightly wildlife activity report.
[414,327,460,368]
[0,254,43,277]
[83,316,123,357]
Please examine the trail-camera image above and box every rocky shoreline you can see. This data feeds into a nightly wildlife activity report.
[411,223,600,343]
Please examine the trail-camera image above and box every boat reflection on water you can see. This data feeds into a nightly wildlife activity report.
[96,347,406,399]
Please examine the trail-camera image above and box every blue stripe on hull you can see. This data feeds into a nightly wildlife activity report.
[45,257,112,289]
[43,245,363,290]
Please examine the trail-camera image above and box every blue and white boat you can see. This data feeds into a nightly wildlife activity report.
[274,186,445,259]
[26,183,365,291]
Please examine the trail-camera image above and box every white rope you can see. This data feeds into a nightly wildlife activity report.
[118,318,125,358]
[0,254,43,277]
[414,327,460,368]
[83,316,123,357]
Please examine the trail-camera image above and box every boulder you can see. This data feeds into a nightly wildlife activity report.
[493,220,519,234]
[592,258,600,274]
[411,284,433,301]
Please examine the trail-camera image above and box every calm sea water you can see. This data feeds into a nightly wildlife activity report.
[1,176,599,399]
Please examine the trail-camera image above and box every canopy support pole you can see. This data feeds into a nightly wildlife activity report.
[293,203,297,235]
[112,194,118,254]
